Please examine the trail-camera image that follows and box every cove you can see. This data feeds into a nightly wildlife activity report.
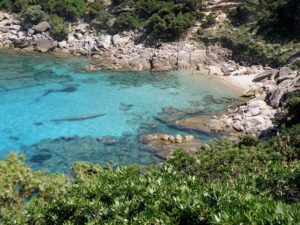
[0,50,241,173]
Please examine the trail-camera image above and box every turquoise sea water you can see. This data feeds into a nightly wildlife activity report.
[0,50,240,172]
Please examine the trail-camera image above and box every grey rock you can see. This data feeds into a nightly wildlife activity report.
[175,134,183,143]
[35,39,56,53]
[233,122,244,132]
[242,88,256,98]
[249,108,260,116]
[269,79,293,108]
[97,35,111,49]
[9,24,20,30]
[184,135,194,142]
[246,115,265,126]
[74,32,83,40]
[278,67,293,78]
[0,19,11,26]
[75,23,88,33]
[58,40,68,48]
[248,100,267,109]
[112,34,131,47]
[252,70,273,82]
[0,26,10,33]
[0,12,4,21]
[33,21,50,33]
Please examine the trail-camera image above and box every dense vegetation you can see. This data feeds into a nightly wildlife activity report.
[0,0,206,40]
[196,0,300,69]
[0,91,300,224]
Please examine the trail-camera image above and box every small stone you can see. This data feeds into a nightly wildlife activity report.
[74,33,83,40]
[233,122,245,132]
[160,134,170,141]
[0,26,10,33]
[184,135,194,142]
[175,134,183,143]
[9,24,20,31]
[168,136,175,143]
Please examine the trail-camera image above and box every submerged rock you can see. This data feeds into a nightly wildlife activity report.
[30,153,52,163]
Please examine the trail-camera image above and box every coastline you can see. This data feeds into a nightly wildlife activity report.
[2,10,298,140]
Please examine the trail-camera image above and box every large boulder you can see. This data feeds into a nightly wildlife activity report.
[74,32,83,40]
[268,79,293,108]
[75,23,88,33]
[112,33,131,47]
[278,67,293,78]
[276,67,296,84]
[248,100,267,109]
[0,26,10,33]
[252,70,273,82]
[9,24,20,31]
[0,19,11,26]
[32,21,50,33]
[97,35,111,49]
[58,40,68,49]
[35,39,56,53]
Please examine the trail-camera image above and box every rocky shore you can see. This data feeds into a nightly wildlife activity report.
[1,10,299,157]
[0,11,266,74]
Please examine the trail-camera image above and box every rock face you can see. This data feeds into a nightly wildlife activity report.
[0,11,236,72]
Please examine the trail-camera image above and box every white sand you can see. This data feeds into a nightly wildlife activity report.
[226,74,256,90]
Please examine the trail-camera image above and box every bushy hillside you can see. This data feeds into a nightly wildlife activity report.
[198,0,300,68]
[0,0,206,40]
[1,91,300,224]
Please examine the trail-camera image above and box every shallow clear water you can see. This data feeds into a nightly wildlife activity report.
[0,50,240,172]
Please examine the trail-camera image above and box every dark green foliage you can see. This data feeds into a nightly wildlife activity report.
[114,12,145,30]
[113,0,203,40]
[281,91,300,126]
[198,0,300,66]
[201,13,216,28]
[290,59,300,70]
[23,5,44,24]
[1,118,300,224]
[230,0,300,39]
[49,15,69,41]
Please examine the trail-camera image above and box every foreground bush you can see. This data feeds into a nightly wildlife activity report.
[1,121,300,224]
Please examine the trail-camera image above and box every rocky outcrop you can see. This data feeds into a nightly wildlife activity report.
[139,133,200,159]
[173,67,299,137]
[32,21,50,33]
[0,11,254,73]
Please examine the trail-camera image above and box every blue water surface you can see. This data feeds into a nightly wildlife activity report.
[0,50,240,172]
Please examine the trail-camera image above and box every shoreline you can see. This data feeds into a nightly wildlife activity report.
[0,47,254,95]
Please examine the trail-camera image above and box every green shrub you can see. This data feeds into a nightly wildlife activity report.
[1,111,300,224]
[49,15,69,41]
[23,5,44,24]
[202,13,217,28]
[290,59,300,70]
